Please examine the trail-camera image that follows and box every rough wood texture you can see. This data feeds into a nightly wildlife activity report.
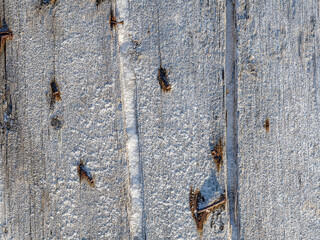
[0,0,319,239]
[236,1,320,239]
[0,1,129,239]
[126,1,226,239]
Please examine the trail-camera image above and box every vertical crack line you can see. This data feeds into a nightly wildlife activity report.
[2,0,5,19]
[116,1,144,239]
[156,7,162,65]
[225,0,239,240]
[52,11,56,79]
[3,0,8,109]
[2,0,9,232]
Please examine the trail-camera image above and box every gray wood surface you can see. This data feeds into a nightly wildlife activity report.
[0,0,319,239]
[126,1,226,239]
[236,1,320,239]
[1,1,129,239]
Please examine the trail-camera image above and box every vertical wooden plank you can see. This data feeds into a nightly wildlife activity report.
[236,0,320,239]
[121,0,227,239]
[2,0,318,239]
[46,0,130,239]
[225,0,239,238]
[0,0,54,238]
[0,0,130,239]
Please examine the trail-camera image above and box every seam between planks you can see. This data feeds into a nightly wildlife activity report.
[225,0,240,239]
[116,0,144,239]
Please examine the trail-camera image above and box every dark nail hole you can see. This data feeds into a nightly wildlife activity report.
[96,0,105,6]
[219,224,224,231]
[50,116,63,130]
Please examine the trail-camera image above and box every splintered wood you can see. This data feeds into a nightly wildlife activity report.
[189,187,226,235]
[189,187,210,234]
[197,194,226,214]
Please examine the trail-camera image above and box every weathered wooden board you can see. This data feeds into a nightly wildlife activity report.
[0,0,319,239]
[236,0,320,239]
[0,0,129,239]
[124,0,227,239]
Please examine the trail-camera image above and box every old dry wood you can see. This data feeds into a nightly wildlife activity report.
[197,194,226,214]
[0,0,129,239]
[236,0,320,239]
[0,0,319,240]
[126,0,227,239]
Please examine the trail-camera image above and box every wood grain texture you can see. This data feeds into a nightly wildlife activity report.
[236,1,320,239]
[0,0,129,239]
[0,0,319,239]
[125,0,227,239]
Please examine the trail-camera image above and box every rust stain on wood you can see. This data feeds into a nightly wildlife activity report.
[78,160,95,187]
[158,67,171,92]
[189,186,210,235]
[0,19,13,52]
[211,139,223,171]
[50,79,61,102]
[190,187,226,235]
[264,117,270,132]
[109,9,124,31]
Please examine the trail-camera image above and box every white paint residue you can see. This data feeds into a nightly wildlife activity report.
[117,0,144,239]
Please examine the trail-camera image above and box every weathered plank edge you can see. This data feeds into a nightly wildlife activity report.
[225,0,240,239]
